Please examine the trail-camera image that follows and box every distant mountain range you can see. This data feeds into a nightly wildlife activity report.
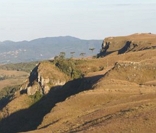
[0,36,102,64]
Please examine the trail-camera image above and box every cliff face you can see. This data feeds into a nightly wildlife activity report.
[20,61,69,95]
[98,33,156,57]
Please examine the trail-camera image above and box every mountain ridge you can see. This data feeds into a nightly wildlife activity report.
[0,36,102,64]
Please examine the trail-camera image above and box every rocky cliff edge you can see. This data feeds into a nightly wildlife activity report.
[20,61,69,95]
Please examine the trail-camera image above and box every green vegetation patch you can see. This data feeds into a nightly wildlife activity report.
[53,52,83,79]
[29,91,43,105]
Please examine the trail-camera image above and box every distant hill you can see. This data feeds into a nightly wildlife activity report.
[0,36,102,64]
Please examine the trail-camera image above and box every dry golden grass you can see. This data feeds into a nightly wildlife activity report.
[38,61,69,81]
[1,34,156,133]
[104,62,156,84]
[76,49,156,77]
[0,69,28,76]
[105,33,156,52]
[0,69,28,90]
[26,47,156,133]
[1,48,156,133]
[26,84,156,133]
[25,48,156,133]
[0,94,31,117]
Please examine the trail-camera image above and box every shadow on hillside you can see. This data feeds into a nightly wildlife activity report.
[0,97,12,110]
[0,75,103,133]
[0,86,20,110]
[118,41,131,54]
[98,41,134,57]
[97,50,117,58]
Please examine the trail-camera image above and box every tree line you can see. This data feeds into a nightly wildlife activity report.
[69,47,95,58]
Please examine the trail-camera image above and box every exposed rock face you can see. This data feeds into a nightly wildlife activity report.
[98,33,156,57]
[20,61,69,95]
[27,84,40,96]
[99,41,110,56]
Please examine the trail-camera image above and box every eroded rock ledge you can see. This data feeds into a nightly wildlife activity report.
[20,61,69,95]
[98,33,156,57]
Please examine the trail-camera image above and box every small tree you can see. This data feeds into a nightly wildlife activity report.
[70,52,75,58]
[89,48,95,53]
[59,52,66,59]
[80,53,86,58]
[54,57,82,79]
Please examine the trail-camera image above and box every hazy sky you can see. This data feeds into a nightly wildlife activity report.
[0,0,156,41]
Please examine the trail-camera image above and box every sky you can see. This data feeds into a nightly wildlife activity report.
[0,0,156,41]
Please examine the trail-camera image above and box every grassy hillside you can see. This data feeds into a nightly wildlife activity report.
[0,69,28,91]
[0,34,156,133]
[98,33,156,57]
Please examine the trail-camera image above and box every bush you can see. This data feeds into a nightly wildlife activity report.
[53,54,83,79]
[29,91,43,105]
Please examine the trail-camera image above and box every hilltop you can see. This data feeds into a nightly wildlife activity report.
[98,33,156,57]
[0,33,156,133]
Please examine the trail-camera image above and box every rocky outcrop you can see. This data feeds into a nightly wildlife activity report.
[98,41,110,56]
[27,83,41,96]
[97,33,156,57]
[20,61,69,95]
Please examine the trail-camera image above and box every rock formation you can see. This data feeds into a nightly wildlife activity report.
[20,61,69,95]
[98,41,110,57]
[98,33,156,57]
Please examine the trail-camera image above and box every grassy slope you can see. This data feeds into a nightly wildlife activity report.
[0,69,28,91]
[27,86,156,133]
[0,49,156,133]
[105,33,156,52]
[26,49,156,133]
[0,34,156,133]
